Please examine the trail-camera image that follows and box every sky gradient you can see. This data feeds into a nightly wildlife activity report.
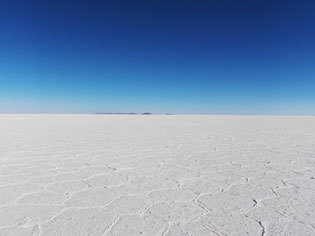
[1,1,314,114]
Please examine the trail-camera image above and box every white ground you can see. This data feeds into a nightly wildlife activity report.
[0,115,315,236]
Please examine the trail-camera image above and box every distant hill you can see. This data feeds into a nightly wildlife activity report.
[95,112,152,115]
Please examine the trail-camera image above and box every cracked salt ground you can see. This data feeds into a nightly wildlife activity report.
[0,115,315,236]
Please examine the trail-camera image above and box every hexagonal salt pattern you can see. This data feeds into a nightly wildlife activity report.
[0,114,315,235]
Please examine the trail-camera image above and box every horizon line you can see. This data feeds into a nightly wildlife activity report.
[0,113,314,117]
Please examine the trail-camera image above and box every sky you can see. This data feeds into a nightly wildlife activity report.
[0,0,314,115]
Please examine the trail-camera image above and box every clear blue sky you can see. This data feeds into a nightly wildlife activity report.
[1,1,314,114]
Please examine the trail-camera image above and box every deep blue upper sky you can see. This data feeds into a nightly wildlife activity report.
[0,0,314,114]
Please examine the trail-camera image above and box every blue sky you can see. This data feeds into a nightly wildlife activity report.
[0,1,314,114]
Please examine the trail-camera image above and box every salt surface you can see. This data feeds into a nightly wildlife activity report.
[0,115,315,235]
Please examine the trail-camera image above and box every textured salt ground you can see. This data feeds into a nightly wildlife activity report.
[0,114,315,236]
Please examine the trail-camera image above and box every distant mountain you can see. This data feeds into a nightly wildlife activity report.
[94,112,152,115]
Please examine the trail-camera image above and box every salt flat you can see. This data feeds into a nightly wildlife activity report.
[0,115,315,236]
